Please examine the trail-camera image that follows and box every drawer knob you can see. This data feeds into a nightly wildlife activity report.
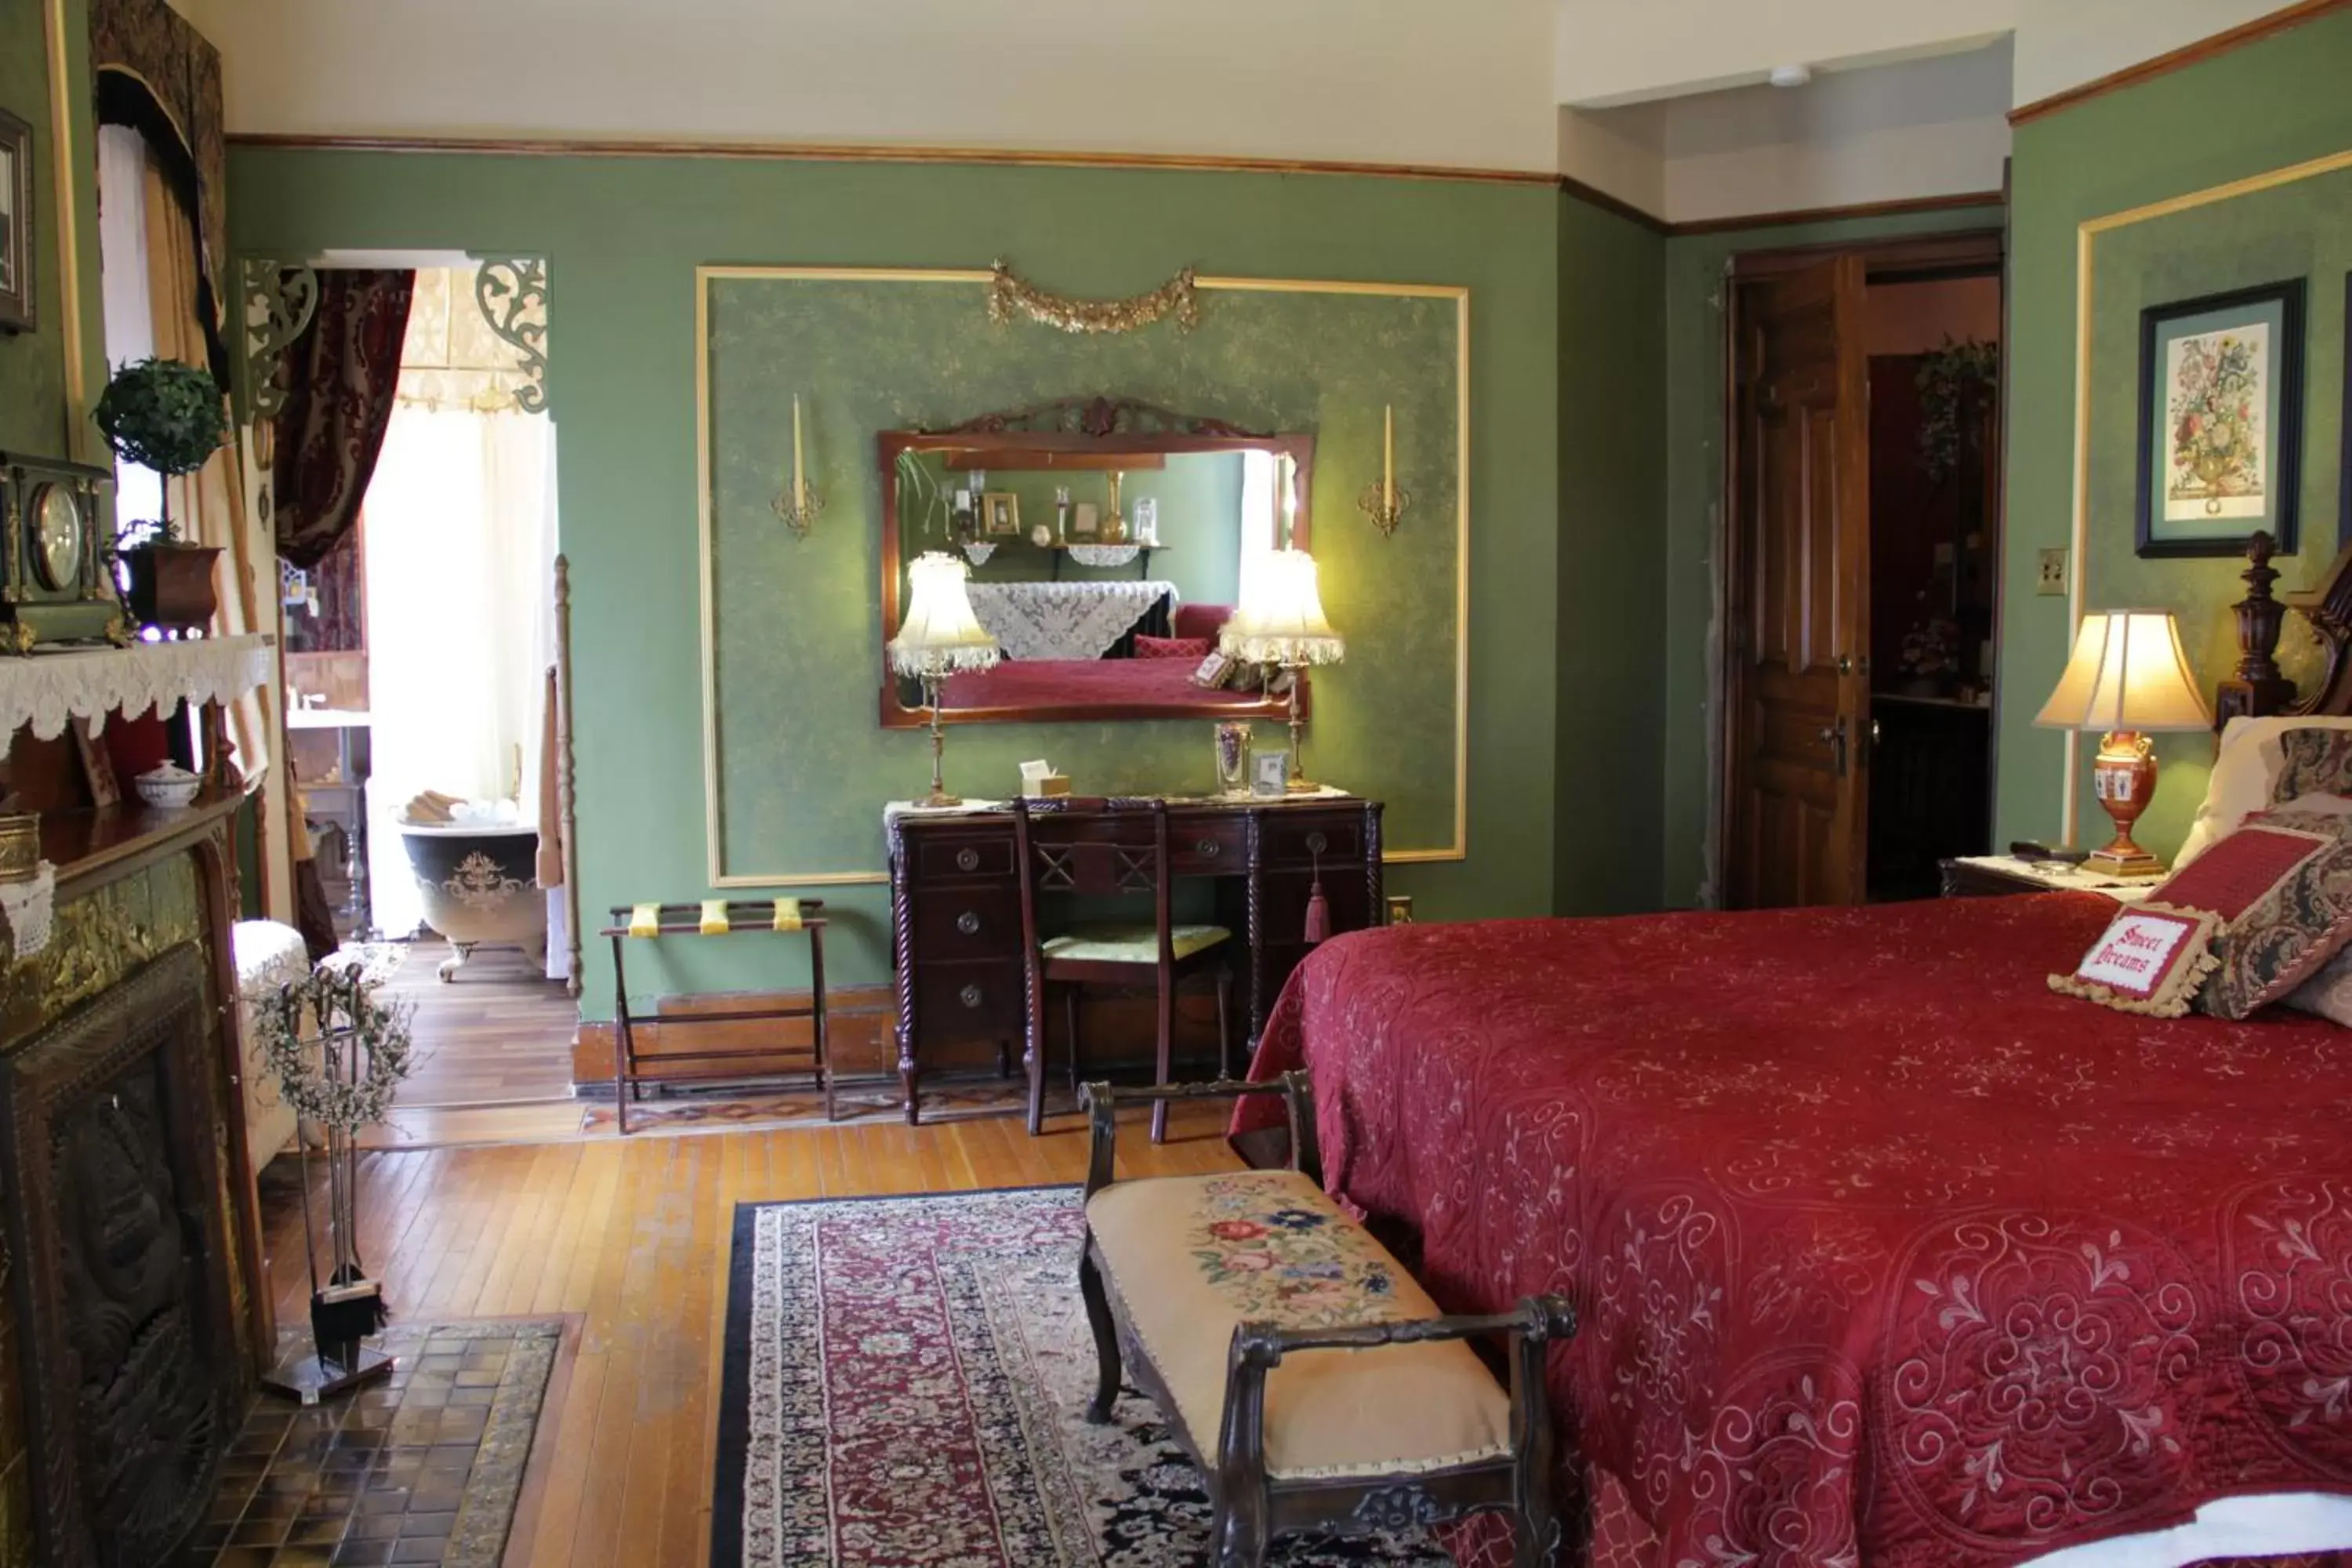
[959,983,984,1009]
[956,848,981,872]
[956,909,982,935]
[1195,838,1221,859]
[1306,830,1329,855]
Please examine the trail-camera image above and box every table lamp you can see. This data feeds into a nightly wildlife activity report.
[2034,608,2213,877]
[1220,548,1345,793]
[888,552,1001,808]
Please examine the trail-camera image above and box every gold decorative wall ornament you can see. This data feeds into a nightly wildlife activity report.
[987,260,1200,336]
[473,258,550,413]
[240,260,319,422]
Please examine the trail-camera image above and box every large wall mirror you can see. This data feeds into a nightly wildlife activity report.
[877,398,1312,726]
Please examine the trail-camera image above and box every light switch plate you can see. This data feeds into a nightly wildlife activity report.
[1385,895,1414,925]
[2037,548,2068,597]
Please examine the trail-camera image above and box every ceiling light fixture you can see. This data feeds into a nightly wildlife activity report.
[1768,64,1813,88]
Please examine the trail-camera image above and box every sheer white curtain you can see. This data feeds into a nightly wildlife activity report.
[363,404,557,938]
[1238,450,1280,615]
[94,126,162,531]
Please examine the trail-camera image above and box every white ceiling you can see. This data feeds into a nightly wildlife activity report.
[169,0,2300,218]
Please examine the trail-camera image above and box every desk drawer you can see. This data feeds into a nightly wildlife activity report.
[913,830,1015,883]
[1260,814,1363,866]
[913,888,1022,960]
[1170,818,1248,873]
[914,960,1022,1039]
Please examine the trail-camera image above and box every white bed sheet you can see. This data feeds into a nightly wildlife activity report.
[2022,1494,2352,1568]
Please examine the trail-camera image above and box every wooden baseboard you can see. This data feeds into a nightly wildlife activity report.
[571,981,1240,1083]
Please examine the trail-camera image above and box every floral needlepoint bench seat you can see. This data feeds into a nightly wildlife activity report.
[1076,1073,1576,1568]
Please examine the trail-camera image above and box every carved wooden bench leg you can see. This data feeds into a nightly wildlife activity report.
[1077,1239,1123,1424]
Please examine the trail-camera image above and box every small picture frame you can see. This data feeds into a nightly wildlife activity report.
[0,107,34,334]
[71,718,119,808]
[1072,501,1099,537]
[2135,278,2306,557]
[1250,750,1290,798]
[982,492,1020,536]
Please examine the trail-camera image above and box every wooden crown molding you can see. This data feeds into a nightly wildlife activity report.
[223,130,1562,188]
[1555,180,2005,241]
[2009,0,2352,126]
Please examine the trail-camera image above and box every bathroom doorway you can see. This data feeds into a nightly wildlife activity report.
[267,255,576,1110]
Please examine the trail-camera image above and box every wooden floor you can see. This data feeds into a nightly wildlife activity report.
[385,940,579,1109]
[258,1102,1246,1567]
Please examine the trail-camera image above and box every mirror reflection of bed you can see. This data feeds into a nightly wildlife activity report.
[878,406,1308,726]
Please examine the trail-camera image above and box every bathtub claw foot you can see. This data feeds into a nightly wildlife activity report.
[437,942,477,983]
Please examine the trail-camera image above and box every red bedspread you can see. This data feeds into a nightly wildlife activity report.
[942,657,1269,714]
[1240,894,2352,1566]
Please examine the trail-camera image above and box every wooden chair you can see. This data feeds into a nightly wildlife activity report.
[1011,797,1232,1139]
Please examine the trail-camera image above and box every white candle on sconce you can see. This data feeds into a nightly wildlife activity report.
[792,395,808,513]
[1382,405,1395,516]
[1279,452,1298,546]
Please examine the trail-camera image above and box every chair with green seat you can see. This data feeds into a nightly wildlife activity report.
[1012,796,1233,1140]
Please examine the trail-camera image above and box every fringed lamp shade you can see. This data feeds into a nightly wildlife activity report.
[889,552,1001,679]
[1219,549,1345,668]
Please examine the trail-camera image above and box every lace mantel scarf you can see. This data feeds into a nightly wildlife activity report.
[0,636,274,758]
[964,581,1179,662]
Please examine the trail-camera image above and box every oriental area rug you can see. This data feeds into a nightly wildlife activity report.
[712,1186,1453,1566]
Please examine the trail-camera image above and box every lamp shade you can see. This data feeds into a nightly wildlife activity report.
[2034,609,2212,732]
[888,552,1001,678]
[1220,548,1345,667]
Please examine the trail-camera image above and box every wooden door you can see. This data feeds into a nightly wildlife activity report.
[1724,256,1871,909]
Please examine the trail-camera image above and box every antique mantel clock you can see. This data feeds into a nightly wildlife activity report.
[0,452,126,651]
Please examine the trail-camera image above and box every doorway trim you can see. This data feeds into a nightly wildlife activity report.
[1709,227,2008,906]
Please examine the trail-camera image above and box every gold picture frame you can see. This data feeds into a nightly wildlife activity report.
[982,491,1020,536]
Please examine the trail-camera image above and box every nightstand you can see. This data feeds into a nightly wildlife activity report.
[1939,855,2160,902]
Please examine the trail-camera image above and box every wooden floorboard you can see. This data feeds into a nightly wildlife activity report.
[259,1102,1243,1567]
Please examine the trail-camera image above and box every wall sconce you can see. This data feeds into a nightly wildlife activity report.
[771,394,824,538]
[1356,404,1410,537]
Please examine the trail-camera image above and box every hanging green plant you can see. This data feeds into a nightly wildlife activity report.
[1915,336,1999,486]
[93,356,230,544]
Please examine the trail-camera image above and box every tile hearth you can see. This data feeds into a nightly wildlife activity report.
[174,1320,561,1568]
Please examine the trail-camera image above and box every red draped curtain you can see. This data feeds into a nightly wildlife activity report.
[271,270,415,568]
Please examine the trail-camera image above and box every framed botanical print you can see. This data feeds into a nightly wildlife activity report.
[2136,278,2305,557]
[0,106,33,334]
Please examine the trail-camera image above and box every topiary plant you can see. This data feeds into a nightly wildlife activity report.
[93,356,229,545]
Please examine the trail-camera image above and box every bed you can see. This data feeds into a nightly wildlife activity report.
[1236,543,2352,1566]
[1243,895,2352,1566]
[942,654,1269,713]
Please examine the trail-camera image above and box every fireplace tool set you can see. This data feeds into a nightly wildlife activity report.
[250,955,415,1403]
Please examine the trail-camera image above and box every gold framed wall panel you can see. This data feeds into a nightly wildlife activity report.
[2059,147,2352,841]
[695,265,1472,888]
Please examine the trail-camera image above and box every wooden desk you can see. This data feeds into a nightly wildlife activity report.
[887,793,1383,1123]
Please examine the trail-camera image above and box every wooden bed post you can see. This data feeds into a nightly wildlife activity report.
[2216,531,2299,728]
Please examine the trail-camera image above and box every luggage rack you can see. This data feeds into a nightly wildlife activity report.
[601,898,832,1133]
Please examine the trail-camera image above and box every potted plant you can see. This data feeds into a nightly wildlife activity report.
[93,356,230,632]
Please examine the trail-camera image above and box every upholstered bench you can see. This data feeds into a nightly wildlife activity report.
[1076,1073,1576,1568]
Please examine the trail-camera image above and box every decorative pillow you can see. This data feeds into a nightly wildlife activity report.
[1136,634,1213,660]
[2270,728,2352,806]
[2178,717,2352,869]
[2286,946,2352,1027]
[2187,808,2352,1020]
[2049,902,2221,1018]
[1190,652,1237,689]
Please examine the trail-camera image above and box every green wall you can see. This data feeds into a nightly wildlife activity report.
[1657,201,2007,907]
[1997,8,2352,858]
[227,149,1630,1012]
[0,0,104,461]
[1557,194,1668,915]
[706,274,1465,878]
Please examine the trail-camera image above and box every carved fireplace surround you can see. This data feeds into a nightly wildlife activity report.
[0,798,267,1566]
